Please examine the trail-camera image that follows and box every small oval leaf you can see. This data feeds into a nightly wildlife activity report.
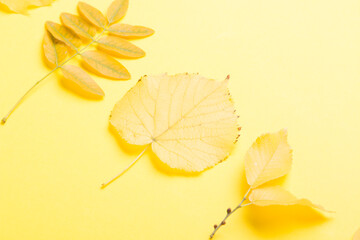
[61,65,104,96]
[60,13,97,40]
[43,31,68,67]
[245,129,293,189]
[97,36,145,58]
[78,1,108,29]
[108,23,154,38]
[46,21,82,49]
[107,0,128,24]
[81,51,130,80]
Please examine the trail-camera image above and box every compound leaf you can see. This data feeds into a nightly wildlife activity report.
[1,0,154,124]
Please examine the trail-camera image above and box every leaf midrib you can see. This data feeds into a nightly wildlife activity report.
[63,14,92,38]
[153,80,226,141]
[99,38,140,54]
[48,23,78,50]
[82,53,126,77]
[251,143,284,188]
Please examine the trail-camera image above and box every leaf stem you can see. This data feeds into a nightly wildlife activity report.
[1,66,58,124]
[210,188,252,239]
[101,145,149,189]
[1,30,106,124]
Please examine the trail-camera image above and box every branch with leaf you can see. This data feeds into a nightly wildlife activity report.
[103,73,240,188]
[210,129,331,239]
[2,0,154,124]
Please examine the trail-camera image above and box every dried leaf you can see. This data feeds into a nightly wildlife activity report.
[43,31,68,67]
[61,65,104,96]
[46,21,82,49]
[245,129,292,189]
[110,74,239,171]
[78,2,108,29]
[81,50,130,79]
[108,23,154,38]
[0,0,54,13]
[107,0,128,24]
[210,129,329,239]
[249,186,330,212]
[60,13,97,40]
[2,0,154,124]
[97,36,145,58]
[354,228,360,240]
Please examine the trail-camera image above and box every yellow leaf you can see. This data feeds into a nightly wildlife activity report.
[354,228,360,240]
[78,2,108,29]
[97,36,145,58]
[245,129,292,189]
[110,74,239,171]
[249,186,330,212]
[81,50,130,80]
[60,13,97,40]
[45,21,82,49]
[108,23,154,38]
[0,0,54,13]
[43,31,68,67]
[2,0,155,124]
[61,65,104,97]
[107,0,128,24]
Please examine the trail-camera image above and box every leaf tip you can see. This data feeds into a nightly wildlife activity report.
[98,90,105,97]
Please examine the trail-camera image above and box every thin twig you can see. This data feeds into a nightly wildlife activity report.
[1,30,106,124]
[210,188,252,239]
[101,145,149,189]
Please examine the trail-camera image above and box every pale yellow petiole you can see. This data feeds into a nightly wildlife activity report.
[101,145,149,189]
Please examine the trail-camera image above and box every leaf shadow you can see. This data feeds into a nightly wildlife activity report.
[243,204,328,238]
[108,123,144,155]
[238,168,329,237]
[0,3,13,13]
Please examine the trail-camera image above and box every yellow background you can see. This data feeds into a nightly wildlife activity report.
[1,0,360,239]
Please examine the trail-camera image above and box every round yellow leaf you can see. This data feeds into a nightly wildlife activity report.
[110,73,239,171]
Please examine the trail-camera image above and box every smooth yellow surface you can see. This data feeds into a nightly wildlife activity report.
[0,0,359,239]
